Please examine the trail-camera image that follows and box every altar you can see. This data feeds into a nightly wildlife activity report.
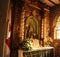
[18,47,54,57]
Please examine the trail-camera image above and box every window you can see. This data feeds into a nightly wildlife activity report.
[54,16,60,39]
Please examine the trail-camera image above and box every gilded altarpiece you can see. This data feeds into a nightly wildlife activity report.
[11,3,42,49]
[20,5,41,41]
[11,1,51,57]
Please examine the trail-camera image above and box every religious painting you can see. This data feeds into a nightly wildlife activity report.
[25,16,38,39]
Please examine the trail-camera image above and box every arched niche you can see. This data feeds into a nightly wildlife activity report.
[25,16,38,39]
[23,5,41,40]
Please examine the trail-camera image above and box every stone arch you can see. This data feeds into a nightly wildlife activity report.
[52,12,60,38]
[52,13,60,28]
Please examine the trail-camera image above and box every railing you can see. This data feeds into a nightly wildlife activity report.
[18,47,54,57]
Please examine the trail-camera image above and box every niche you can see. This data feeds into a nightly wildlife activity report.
[20,5,41,40]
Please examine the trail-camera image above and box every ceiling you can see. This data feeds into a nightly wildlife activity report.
[12,0,60,10]
[39,0,60,7]
[23,0,60,9]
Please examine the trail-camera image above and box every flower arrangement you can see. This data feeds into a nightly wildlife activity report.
[22,39,33,50]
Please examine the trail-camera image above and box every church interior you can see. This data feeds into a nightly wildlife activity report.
[0,0,60,57]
